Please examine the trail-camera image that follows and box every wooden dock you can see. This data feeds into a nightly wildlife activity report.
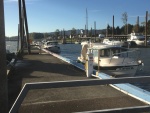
[8,49,148,113]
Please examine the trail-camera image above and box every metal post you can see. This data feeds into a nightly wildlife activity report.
[112,15,114,39]
[17,24,20,51]
[98,50,100,73]
[22,7,25,50]
[22,0,31,54]
[18,0,23,53]
[71,30,72,44]
[137,16,139,33]
[91,27,92,38]
[0,0,8,112]
[127,22,128,35]
[106,24,108,38]
[85,24,86,37]
[145,11,148,47]
[86,8,88,37]
[94,21,96,42]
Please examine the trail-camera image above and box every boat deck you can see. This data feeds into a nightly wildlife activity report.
[8,49,148,113]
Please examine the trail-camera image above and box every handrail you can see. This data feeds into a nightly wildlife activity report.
[109,50,141,65]
[9,76,150,113]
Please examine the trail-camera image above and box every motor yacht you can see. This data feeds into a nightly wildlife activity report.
[43,41,61,53]
[127,33,150,46]
[102,38,128,47]
[77,42,143,76]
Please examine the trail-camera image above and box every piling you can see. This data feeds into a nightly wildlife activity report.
[18,0,23,52]
[145,11,148,47]
[112,15,114,38]
[94,21,96,42]
[22,0,31,54]
[0,0,8,112]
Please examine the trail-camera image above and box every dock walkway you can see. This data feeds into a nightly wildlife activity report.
[8,50,147,113]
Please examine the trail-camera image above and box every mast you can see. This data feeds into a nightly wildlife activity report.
[112,15,114,38]
[86,8,88,36]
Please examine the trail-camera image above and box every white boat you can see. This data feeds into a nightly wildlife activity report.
[102,38,127,47]
[77,42,143,77]
[74,41,81,44]
[127,33,150,46]
[43,41,61,53]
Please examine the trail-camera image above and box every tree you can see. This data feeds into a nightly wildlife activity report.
[107,24,112,35]
[121,12,128,34]
[43,32,49,39]
[71,27,76,37]
[55,29,60,38]
[115,26,121,35]
[139,25,145,33]
[127,24,134,34]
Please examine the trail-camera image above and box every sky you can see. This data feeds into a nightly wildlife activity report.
[4,0,150,37]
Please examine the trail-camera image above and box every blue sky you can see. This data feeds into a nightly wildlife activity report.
[4,0,150,36]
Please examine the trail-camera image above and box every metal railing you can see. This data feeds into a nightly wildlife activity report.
[9,76,150,113]
[109,50,141,65]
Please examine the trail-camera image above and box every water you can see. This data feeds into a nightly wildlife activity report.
[6,41,18,53]
[59,44,82,61]
[6,41,150,92]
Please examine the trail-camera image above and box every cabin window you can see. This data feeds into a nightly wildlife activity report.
[110,48,121,56]
[93,50,98,57]
[111,48,127,57]
[100,49,110,57]
[138,38,145,41]
[111,48,120,56]
[99,48,128,57]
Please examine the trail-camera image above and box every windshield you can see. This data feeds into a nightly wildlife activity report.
[99,48,127,57]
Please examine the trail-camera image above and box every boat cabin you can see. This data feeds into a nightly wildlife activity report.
[89,45,128,58]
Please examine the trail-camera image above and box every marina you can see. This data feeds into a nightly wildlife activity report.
[1,0,150,112]
[5,41,150,113]
[6,41,150,91]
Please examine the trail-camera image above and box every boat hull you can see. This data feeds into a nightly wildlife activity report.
[77,57,139,77]
[94,65,138,77]
[46,46,61,53]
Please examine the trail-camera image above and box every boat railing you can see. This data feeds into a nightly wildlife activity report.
[110,50,141,65]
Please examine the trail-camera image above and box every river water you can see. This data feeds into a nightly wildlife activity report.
[6,41,150,92]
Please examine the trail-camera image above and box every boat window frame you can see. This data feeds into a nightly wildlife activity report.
[96,47,128,58]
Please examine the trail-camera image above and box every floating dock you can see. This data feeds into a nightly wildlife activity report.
[8,48,150,113]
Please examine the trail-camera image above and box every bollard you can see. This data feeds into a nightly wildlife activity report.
[85,51,93,77]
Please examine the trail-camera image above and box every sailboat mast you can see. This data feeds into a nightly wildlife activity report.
[86,8,88,36]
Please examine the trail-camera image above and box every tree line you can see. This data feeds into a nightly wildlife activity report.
[8,12,150,40]
[106,20,150,35]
